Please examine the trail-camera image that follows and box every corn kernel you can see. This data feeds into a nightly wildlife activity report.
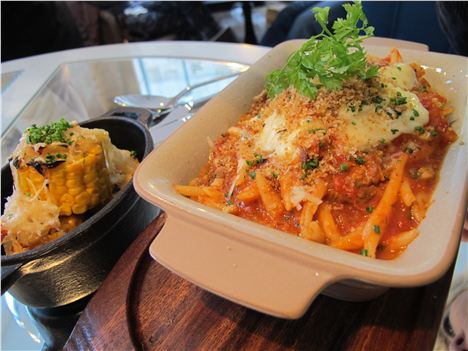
[72,203,87,214]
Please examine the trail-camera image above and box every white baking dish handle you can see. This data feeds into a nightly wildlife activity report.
[149,213,335,319]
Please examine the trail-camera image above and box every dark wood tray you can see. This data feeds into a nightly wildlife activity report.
[64,213,454,350]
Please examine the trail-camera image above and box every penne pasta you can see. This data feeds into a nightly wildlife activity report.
[175,185,224,202]
[300,202,325,243]
[317,203,341,244]
[331,226,364,251]
[378,229,419,259]
[255,171,284,219]
[363,154,408,258]
[400,178,416,207]
[236,183,260,202]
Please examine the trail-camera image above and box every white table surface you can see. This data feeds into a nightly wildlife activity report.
[1,41,270,135]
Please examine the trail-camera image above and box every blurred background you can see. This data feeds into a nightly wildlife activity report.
[2,1,467,62]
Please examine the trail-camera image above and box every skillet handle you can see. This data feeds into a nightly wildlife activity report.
[99,107,155,127]
[1,263,23,295]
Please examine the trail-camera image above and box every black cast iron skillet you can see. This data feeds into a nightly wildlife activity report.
[1,108,159,308]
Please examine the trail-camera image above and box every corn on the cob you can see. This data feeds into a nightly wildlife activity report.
[15,140,113,216]
[1,119,139,254]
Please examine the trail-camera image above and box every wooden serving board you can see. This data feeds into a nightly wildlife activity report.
[64,213,454,350]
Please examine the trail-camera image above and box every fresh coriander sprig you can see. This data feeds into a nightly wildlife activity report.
[265,1,377,99]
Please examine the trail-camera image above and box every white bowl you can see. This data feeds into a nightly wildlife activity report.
[134,40,468,319]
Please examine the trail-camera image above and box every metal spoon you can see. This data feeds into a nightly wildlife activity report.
[113,71,241,112]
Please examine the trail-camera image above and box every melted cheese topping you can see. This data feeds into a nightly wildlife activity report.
[256,63,429,153]
[380,63,418,90]
[342,87,429,150]
[256,112,300,158]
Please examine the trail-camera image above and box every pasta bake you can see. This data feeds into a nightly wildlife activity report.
[175,3,457,259]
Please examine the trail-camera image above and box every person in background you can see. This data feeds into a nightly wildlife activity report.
[261,1,347,47]
[1,2,83,61]
[436,2,468,56]
[261,1,468,56]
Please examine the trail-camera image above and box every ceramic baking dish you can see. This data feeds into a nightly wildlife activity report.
[134,40,468,319]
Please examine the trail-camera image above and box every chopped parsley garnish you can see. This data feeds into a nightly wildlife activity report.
[340,163,349,172]
[390,94,407,106]
[379,138,386,145]
[397,66,402,71]
[391,128,399,135]
[45,154,55,163]
[360,248,368,257]
[254,153,266,164]
[247,153,266,167]
[373,224,381,234]
[130,150,138,158]
[413,109,420,117]
[44,153,67,164]
[271,171,279,178]
[226,199,234,206]
[265,2,377,99]
[366,206,374,213]
[430,129,438,137]
[410,116,415,121]
[355,156,365,165]
[249,171,256,179]
[404,146,414,154]
[351,121,357,125]
[372,95,384,104]
[302,157,320,170]
[26,118,72,144]
[414,126,425,134]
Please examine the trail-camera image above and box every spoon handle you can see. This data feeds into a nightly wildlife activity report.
[166,71,241,106]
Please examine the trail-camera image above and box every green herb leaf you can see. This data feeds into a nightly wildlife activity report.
[249,171,256,179]
[265,1,376,99]
[366,206,374,213]
[302,157,320,170]
[360,248,368,257]
[373,224,381,234]
[355,156,365,165]
[414,126,425,134]
[340,163,349,172]
[390,94,407,106]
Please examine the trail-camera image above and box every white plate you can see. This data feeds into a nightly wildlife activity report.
[134,40,468,319]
